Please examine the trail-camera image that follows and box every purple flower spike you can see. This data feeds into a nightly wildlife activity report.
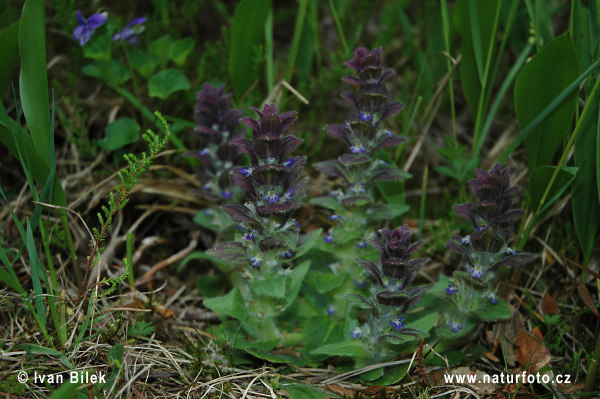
[324,231,333,243]
[389,316,405,330]
[448,320,463,332]
[446,284,458,295]
[73,10,107,46]
[358,112,374,122]
[351,327,363,338]
[113,17,147,43]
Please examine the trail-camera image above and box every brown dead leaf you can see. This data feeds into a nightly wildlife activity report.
[515,329,552,374]
[323,385,357,398]
[541,293,559,315]
[532,326,544,341]
[577,283,600,318]
[449,367,495,394]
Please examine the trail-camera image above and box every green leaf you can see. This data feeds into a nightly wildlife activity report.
[128,46,159,78]
[375,180,408,208]
[573,88,600,266]
[529,165,578,216]
[310,339,368,357]
[48,379,84,399]
[249,275,288,299]
[148,69,190,99]
[367,203,409,221]
[309,196,341,212]
[18,0,51,166]
[178,250,231,273]
[148,34,173,66]
[229,0,271,99]
[282,383,338,399]
[295,228,323,257]
[0,20,20,95]
[82,60,131,85]
[285,261,310,309]
[477,297,511,321]
[204,288,258,328]
[305,272,346,294]
[514,34,579,171]
[129,320,155,337]
[169,37,195,66]
[108,343,124,367]
[196,274,227,298]
[98,117,140,151]
[82,28,112,61]
[15,344,74,369]
[367,364,408,385]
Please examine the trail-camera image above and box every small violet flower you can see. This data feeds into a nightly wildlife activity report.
[280,250,293,258]
[250,253,263,266]
[389,316,405,330]
[283,158,295,167]
[73,10,107,46]
[263,191,280,204]
[445,284,458,295]
[489,292,498,305]
[350,143,367,154]
[113,17,147,44]
[448,320,463,332]
[324,231,333,243]
[350,184,365,193]
[469,265,484,279]
[475,222,487,232]
[358,112,374,122]
[222,190,234,199]
[357,240,367,248]
[283,188,294,201]
[326,305,336,316]
[460,235,471,245]
[328,214,342,221]
[240,167,253,177]
[506,247,517,255]
[236,223,244,231]
[245,232,254,241]
[351,326,363,338]
[199,148,210,156]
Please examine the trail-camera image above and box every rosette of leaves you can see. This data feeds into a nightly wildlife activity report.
[313,226,434,367]
[205,104,314,342]
[441,164,534,336]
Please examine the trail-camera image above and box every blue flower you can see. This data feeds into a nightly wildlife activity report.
[358,112,373,122]
[448,320,463,332]
[354,278,366,288]
[383,130,393,137]
[222,190,234,199]
[283,158,295,167]
[203,208,212,216]
[245,232,254,241]
[236,223,244,231]
[240,167,253,177]
[324,231,333,243]
[199,148,210,156]
[469,265,484,279]
[280,250,293,258]
[350,143,367,154]
[326,305,336,316]
[294,220,301,228]
[351,327,363,338]
[506,247,517,255]
[263,191,280,204]
[389,316,405,330]
[445,284,458,295]
[460,235,471,245]
[350,184,365,193]
[489,292,498,305]
[113,17,147,44]
[475,222,487,232]
[73,10,107,46]
[357,240,367,248]
[328,214,342,221]
[250,253,263,266]
[283,188,294,201]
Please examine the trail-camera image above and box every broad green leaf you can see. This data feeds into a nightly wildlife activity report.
[310,339,368,357]
[375,180,408,209]
[0,20,19,95]
[169,37,195,66]
[82,60,131,85]
[367,203,409,221]
[148,34,173,66]
[178,250,230,272]
[204,288,259,331]
[477,297,511,321]
[49,379,84,399]
[514,34,579,171]
[18,0,51,166]
[570,0,595,71]
[367,364,408,385]
[15,344,74,369]
[128,46,159,78]
[295,228,323,258]
[529,165,578,216]
[229,0,271,100]
[454,0,501,118]
[243,347,310,367]
[305,272,346,294]
[148,69,190,99]
[98,117,139,150]
[282,383,337,399]
[309,196,341,212]
[573,89,600,266]
[82,28,112,61]
[285,261,310,309]
[249,275,288,299]
[196,274,226,298]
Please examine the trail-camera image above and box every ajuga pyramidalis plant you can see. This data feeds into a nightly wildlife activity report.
[350,225,431,364]
[186,83,244,232]
[441,164,534,336]
[206,104,313,341]
[311,47,410,314]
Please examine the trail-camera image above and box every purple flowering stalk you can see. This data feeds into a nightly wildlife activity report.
[442,164,533,335]
[207,104,309,340]
[350,225,431,364]
[311,47,410,299]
